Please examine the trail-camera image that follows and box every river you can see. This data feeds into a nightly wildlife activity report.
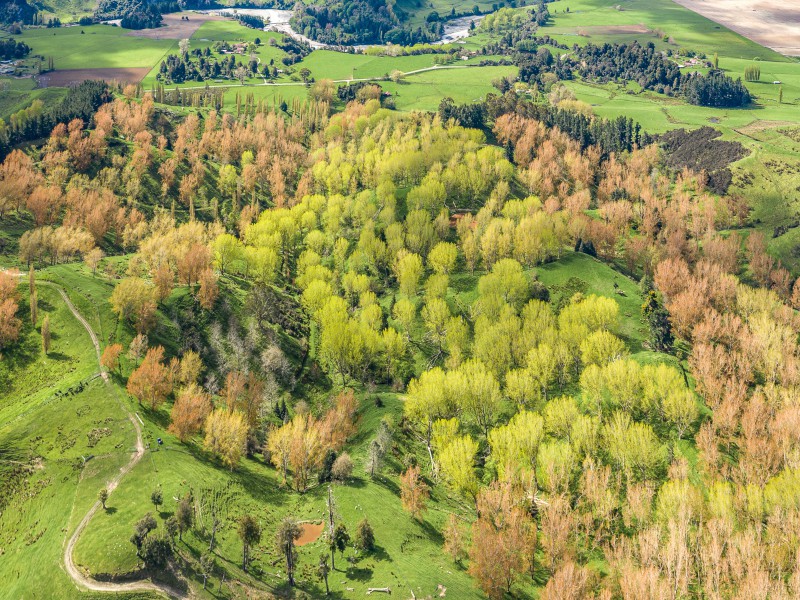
[198,8,485,50]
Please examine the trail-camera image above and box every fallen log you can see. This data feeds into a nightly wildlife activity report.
[367,588,391,595]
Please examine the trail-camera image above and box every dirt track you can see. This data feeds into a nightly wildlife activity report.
[36,279,183,599]
[672,0,800,56]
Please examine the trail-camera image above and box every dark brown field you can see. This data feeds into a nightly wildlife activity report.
[38,67,150,87]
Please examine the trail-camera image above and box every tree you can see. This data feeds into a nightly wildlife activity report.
[98,487,109,509]
[198,267,219,310]
[110,277,156,333]
[0,269,21,351]
[428,241,458,274]
[199,552,214,590]
[165,516,179,545]
[128,333,148,363]
[439,435,479,499]
[332,523,349,563]
[332,452,353,482]
[662,389,698,439]
[175,494,193,541]
[365,438,384,478]
[399,465,429,520]
[100,343,123,374]
[29,288,37,325]
[238,514,262,573]
[354,518,375,553]
[141,534,172,569]
[41,314,50,355]
[277,517,302,586]
[127,346,172,409]
[85,247,104,276]
[178,350,203,386]
[131,513,157,557]
[204,409,248,470]
[394,251,424,297]
[318,553,331,595]
[153,263,173,304]
[443,514,467,563]
[580,329,626,367]
[169,384,212,442]
[151,487,163,512]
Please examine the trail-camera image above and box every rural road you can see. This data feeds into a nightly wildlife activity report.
[38,280,183,598]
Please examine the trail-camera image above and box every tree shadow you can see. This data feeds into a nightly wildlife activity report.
[344,565,372,582]
[105,506,118,515]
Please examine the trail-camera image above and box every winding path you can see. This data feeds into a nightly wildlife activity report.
[42,280,183,599]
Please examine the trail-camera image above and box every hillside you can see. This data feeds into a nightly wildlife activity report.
[1,1,800,599]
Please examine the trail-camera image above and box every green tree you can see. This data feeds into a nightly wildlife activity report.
[354,518,375,553]
[394,251,424,297]
[141,534,172,569]
[151,487,163,512]
[439,435,479,499]
[98,487,109,510]
[176,493,193,541]
[277,517,302,586]
[428,241,458,275]
[318,553,331,595]
[238,514,262,573]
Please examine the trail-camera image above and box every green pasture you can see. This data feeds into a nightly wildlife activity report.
[383,65,517,111]
[11,25,177,70]
[0,277,139,599]
[32,0,96,23]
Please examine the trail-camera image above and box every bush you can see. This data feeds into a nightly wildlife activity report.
[355,518,375,552]
[332,452,353,482]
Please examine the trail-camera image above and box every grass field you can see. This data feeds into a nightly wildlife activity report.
[9,25,177,71]
[0,275,139,599]
[32,0,96,23]
[384,65,517,111]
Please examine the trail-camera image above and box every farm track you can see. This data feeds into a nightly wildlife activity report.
[40,280,183,599]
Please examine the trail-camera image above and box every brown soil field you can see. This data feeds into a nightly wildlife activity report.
[672,0,800,56]
[296,522,324,546]
[581,24,652,35]
[38,67,150,87]
[126,12,224,40]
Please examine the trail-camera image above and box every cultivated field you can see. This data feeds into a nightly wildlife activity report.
[126,12,226,40]
[672,0,800,57]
